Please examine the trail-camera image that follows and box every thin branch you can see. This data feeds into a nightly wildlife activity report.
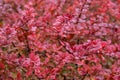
[75,0,87,24]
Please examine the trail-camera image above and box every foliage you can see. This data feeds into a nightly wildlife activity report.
[0,0,120,80]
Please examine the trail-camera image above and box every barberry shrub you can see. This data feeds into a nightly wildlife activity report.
[0,0,120,80]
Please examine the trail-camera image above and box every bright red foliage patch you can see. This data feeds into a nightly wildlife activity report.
[0,0,120,80]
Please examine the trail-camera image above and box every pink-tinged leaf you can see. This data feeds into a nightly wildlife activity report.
[26,67,33,77]
[22,58,31,68]
[17,72,22,80]
[0,62,4,69]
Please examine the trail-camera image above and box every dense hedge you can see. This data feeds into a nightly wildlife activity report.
[0,0,120,80]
